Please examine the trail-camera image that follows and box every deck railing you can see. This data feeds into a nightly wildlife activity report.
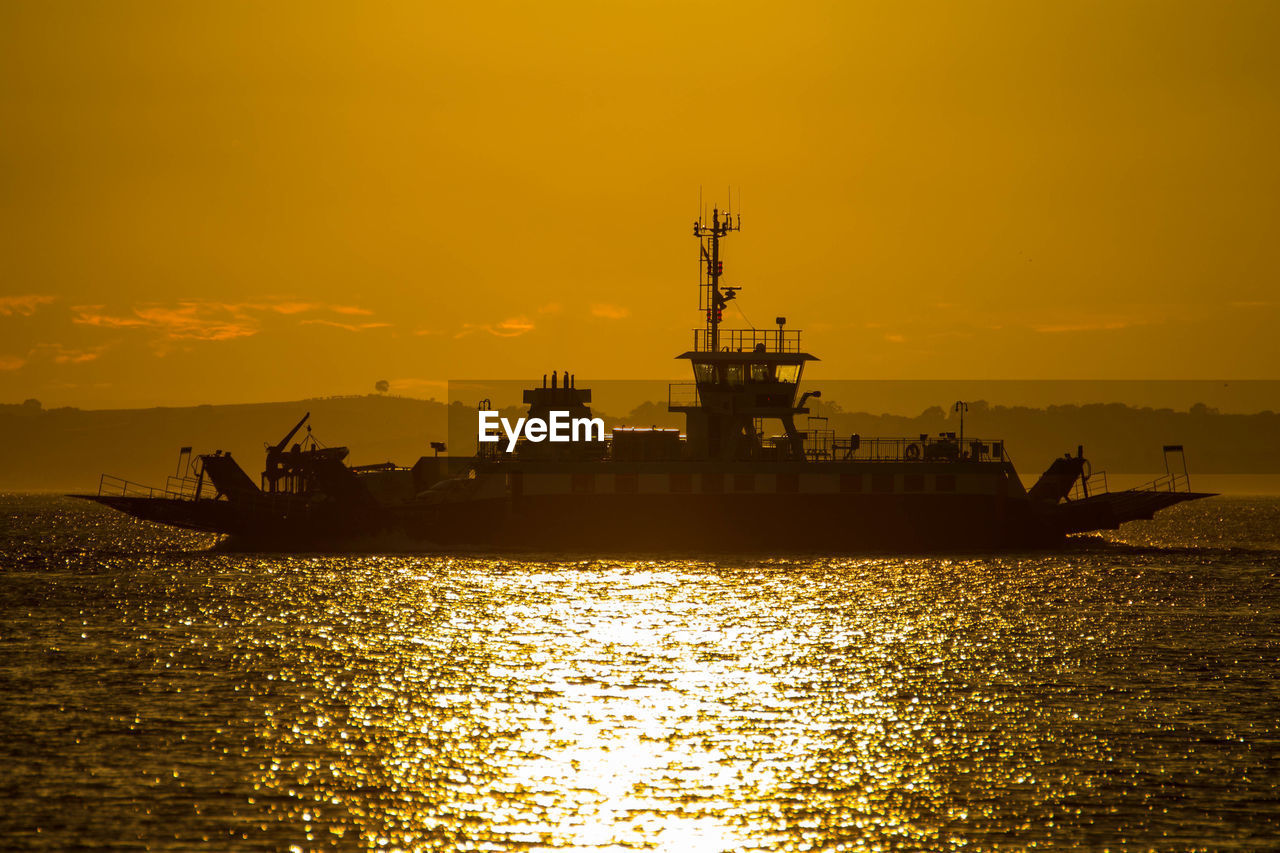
[1068,470,1110,501]
[478,432,1009,464]
[693,328,802,353]
[98,473,203,500]
[806,435,1008,464]
[668,381,700,408]
[1149,471,1191,492]
[1067,468,1191,501]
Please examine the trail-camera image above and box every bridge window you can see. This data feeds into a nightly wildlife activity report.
[725,364,745,386]
[775,364,800,383]
[693,362,715,384]
[750,363,771,382]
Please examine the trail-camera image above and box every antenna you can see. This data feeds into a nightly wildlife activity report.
[691,193,742,353]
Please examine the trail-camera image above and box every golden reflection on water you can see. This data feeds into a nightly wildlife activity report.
[234,556,1093,851]
[7,497,1277,850]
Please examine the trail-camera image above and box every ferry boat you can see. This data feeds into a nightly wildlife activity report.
[76,209,1213,549]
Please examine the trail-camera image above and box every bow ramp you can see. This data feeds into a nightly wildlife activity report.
[1030,445,1215,535]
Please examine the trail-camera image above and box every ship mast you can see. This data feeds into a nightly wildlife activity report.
[693,206,740,352]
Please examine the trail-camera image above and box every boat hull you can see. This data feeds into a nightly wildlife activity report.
[74,462,1213,552]
[74,490,1090,552]
[411,491,1055,551]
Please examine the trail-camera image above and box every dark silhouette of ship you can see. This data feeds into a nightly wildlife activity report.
[75,209,1213,549]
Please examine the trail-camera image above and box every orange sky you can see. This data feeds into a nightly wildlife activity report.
[2,1,1278,408]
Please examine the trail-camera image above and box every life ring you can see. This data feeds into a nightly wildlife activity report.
[904,443,921,461]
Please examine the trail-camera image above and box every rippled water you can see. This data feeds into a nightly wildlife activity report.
[2,495,1278,851]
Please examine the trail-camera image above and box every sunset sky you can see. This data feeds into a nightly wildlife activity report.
[2,1,1278,408]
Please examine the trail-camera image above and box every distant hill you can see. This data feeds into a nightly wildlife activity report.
[804,399,1280,480]
[2,395,1277,492]
[0,396,450,493]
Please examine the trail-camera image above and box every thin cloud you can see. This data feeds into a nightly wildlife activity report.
[55,350,101,364]
[255,301,317,315]
[69,299,383,342]
[0,294,56,317]
[32,343,107,364]
[590,303,630,320]
[301,319,392,332]
[72,302,259,341]
[245,301,376,316]
[0,344,105,371]
[455,316,535,339]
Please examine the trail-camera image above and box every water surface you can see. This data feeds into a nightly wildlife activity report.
[2,495,1277,850]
